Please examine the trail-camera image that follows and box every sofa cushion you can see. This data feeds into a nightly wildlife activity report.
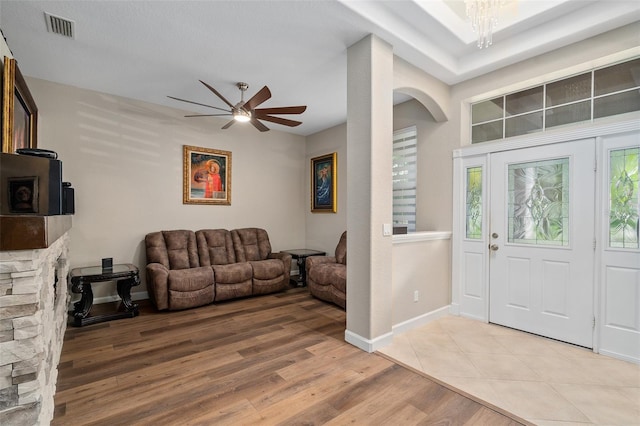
[231,228,272,262]
[145,230,200,270]
[166,266,214,310]
[250,259,285,295]
[213,262,253,283]
[168,266,214,292]
[212,263,252,301]
[196,229,236,265]
[169,287,215,310]
[250,259,284,280]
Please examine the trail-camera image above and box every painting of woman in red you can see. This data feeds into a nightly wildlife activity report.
[194,159,222,198]
[185,145,231,205]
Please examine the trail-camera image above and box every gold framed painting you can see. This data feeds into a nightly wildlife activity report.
[183,145,231,205]
[311,152,337,213]
[2,57,38,153]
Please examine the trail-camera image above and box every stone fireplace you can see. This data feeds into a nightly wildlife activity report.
[0,216,71,425]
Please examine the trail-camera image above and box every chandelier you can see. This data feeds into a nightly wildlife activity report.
[465,0,504,49]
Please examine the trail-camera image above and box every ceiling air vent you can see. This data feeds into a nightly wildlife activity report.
[44,12,75,39]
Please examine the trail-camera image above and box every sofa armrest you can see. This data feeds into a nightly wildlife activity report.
[306,256,337,272]
[268,252,292,284]
[269,251,291,263]
[146,263,170,310]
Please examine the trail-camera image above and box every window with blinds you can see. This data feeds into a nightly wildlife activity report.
[393,126,417,232]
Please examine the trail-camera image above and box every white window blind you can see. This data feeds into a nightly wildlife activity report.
[393,126,417,232]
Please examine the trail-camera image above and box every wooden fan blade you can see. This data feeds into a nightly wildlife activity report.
[243,86,271,111]
[199,80,235,109]
[184,113,232,117]
[221,120,236,130]
[167,96,231,113]
[250,118,270,132]
[254,114,302,127]
[254,106,307,115]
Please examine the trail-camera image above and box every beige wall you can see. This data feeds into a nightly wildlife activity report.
[305,123,347,257]
[392,237,451,326]
[26,78,307,300]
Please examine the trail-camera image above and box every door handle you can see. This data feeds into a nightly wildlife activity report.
[489,244,499,251]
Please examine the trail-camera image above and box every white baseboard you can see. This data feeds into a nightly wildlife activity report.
[344,329,394,353]
[448,303,460,315]
[392,305,451,335]
[345,306,452,353]
[598,349,640,365]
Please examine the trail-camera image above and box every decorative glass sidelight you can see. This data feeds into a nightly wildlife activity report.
[466,167,483,239]
[609,147,639,249]
[508,158,570,245]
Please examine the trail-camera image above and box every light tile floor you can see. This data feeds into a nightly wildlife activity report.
[378,315,640,425]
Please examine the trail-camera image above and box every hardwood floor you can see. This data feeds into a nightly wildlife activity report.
[53,288,527,425]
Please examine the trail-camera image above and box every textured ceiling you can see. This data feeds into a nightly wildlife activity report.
[1,0,639,135]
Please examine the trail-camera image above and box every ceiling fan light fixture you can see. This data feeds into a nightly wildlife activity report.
[169,80,305,132]
[233,109,251,122]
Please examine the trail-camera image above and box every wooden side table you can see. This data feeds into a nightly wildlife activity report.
[280,249,326,287]
[69,263,140,327]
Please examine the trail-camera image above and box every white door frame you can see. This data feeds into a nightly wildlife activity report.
[452,117,640,358]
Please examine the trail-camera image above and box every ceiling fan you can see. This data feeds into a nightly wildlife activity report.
[168,81,306,132]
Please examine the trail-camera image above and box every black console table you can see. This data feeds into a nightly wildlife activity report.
[69,263,140,327]
[280,249,326,286]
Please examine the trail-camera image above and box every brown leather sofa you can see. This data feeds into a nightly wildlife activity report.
[306,231,346,309]
[145,228,291,310]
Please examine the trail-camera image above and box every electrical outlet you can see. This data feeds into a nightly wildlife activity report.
[414,290,419,302]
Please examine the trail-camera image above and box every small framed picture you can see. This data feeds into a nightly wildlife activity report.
[311,152,337,213]
[183,145,231,205]
[8,176,38,213]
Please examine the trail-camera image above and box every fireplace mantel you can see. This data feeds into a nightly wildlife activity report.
[0,215,72,251]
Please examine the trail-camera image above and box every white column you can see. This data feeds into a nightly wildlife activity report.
[345,34,394,352]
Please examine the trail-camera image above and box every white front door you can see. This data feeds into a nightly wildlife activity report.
[489,139,596,348]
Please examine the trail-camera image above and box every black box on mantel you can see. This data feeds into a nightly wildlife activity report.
[62,182,75,214]
[0,153,63,215]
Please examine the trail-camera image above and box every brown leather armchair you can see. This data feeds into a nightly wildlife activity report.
[306,231,346,309]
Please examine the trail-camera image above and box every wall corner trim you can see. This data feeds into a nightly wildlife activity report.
[345,329,394,353]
